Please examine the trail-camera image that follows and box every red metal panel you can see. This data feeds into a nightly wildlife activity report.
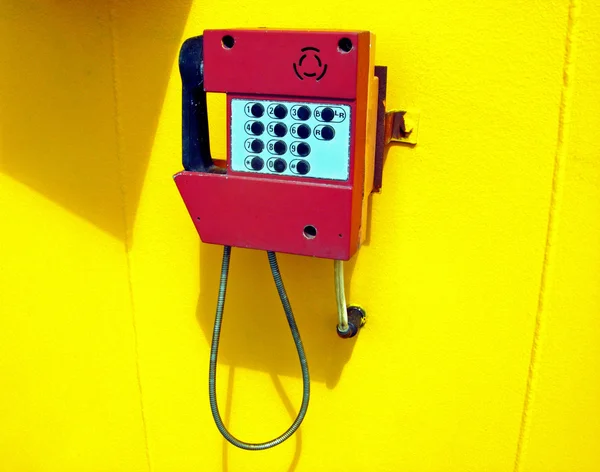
[173,171,356,260]
[203,29,364,99]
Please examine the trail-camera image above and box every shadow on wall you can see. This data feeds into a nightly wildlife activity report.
[197,244,361,389]
[0,0,192,244]
[220,368,303,472]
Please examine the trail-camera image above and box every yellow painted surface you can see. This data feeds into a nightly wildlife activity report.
[0,0,598,471]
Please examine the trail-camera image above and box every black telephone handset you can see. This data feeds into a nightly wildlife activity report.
[179,36,220,173]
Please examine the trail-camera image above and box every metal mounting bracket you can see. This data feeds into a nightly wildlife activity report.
[372,65,420,192]
[385,109,420,145]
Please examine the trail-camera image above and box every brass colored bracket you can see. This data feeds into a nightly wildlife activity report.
[385,110,420,145]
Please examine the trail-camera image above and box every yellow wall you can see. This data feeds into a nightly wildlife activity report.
[1,0,598,470]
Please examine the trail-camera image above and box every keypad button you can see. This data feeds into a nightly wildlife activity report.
[250,121,264,135]
[251,103,264,117]
[296,160,310,175]
[251,139,264,153]
[251,156,264,171]
[297,106,311,120]
[297,142,310,157]
[321,107,335,122]
[314,125,335,141]
[274,123,287,137]
[274,158,287,173]
[289,141,309,157]
[273,141,287,155]
[315,106,347,123]
[291,105,311,121]
[274,105,287,119]
[321,126,334,140]
[297,124,311,139]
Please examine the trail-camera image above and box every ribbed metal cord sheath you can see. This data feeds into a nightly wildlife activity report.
[208,245,310,450]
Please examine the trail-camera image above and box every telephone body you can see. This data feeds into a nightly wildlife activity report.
[173,28,389,451]
[174,29,384,260]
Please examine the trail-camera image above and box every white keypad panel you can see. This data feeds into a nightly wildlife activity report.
[230,98,351,181]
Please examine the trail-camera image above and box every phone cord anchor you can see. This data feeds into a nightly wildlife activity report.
[208,246,310,450]
[334,260,366,338]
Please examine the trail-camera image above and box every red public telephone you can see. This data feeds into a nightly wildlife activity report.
[174,28,387,260]
[173,28,388,451]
